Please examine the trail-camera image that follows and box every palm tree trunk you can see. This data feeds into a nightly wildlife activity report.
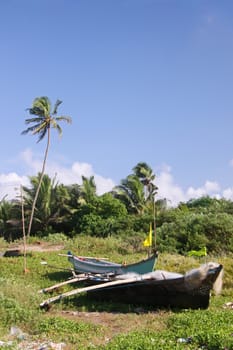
[27,126,51,237]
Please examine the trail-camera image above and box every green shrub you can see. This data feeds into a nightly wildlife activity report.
[0,294,34,326]
[167,310,233,349]
[37,316,101,344]
[96,331,176,350]
[44,233,68,243]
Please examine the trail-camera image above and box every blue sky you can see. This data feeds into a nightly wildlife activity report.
[1,0,233,205]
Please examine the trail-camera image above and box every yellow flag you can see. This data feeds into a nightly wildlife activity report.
[143,223,152,247]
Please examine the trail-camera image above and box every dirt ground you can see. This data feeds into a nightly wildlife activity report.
[57,309,166,347]
[5,241,65,253]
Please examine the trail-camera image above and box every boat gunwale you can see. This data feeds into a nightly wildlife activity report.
[70,252,158,269]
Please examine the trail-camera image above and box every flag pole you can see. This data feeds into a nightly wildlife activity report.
[149,235,152,257]
[143,223,153,257]
[21,185,27,273]
[153,200,156,250]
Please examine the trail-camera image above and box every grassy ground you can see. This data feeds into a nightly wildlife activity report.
[0,236,232,349]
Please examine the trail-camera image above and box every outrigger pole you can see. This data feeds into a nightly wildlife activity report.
[40,275,152,309]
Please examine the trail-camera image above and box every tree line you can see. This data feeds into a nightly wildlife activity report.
[0,162,157,240]
[1,166,233,254]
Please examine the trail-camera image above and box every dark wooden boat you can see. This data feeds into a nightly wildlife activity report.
[87,262,223,309]
[40,261,223,310]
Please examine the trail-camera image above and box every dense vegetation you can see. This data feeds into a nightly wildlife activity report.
[1,162,233,255]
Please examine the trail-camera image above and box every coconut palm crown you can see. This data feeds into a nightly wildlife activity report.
[22,96,72,237]
[22,96,72,142]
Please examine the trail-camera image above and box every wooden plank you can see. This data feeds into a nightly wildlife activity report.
[38,274,87,294]
[3,249,21,257]
[40,276,147,308]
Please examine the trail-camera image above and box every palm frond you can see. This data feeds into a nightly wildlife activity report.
[37,126,48,143]
[55,115,72,124]
[28,106,45,117]
[21,123,45,135]
[32,122,47,135]
[53,99,62,115]
[54,124,62,136]
[31,97,51,117]
[50,118,57,127]
[33,96,51,110]
[50,120,62,136]
[24,117,44,124]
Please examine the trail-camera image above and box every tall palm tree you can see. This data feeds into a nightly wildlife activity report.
[133,162,158,247]
[133,162,158,202]
[23,173,71,233]
[79,175,97,205]
[21,96,72,236]
[113,174,146,214]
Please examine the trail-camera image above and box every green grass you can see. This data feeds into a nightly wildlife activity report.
[0,236,232,349]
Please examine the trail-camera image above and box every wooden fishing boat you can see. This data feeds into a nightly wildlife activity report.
[87,262,223,309]
[67,251,158,275]
[40,262,223,310]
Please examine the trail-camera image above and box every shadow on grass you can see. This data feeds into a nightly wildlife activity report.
[52,293,177,314]
[43,270,73,282]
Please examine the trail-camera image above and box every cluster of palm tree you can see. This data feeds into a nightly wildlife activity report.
[0,161,158,241]
[1,95,160,241]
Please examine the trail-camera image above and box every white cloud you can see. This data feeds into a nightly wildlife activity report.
[222,188,233,201]
[0,172,29,201]
[20,149,42,173]
[72,162,94,178]
[18,149,115,196]
[156,166,186,206]
[1,151,232,206]
[187,181,220,199]
[155,164,222,206]
[94,175,115,195]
